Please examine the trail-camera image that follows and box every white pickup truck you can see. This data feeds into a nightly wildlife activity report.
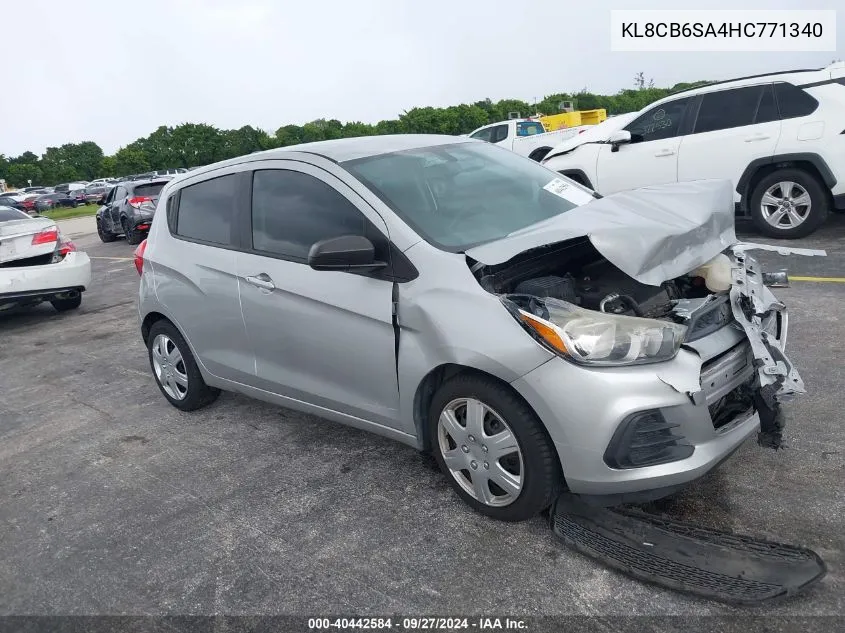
[466,119,586,161]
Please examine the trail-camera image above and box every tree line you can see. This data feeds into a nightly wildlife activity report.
[0,79,711,188]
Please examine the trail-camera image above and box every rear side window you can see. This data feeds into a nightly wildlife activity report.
[175,174,237,246]
[694,86,763,133]
[251,169,366,261]
[774,82,819,119]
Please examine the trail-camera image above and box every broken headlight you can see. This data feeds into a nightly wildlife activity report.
[505,296,687,366]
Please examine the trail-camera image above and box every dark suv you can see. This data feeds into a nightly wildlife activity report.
[96,178,170,245]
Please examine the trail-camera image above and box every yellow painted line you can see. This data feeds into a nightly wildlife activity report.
[90,256,133,261]
[790,276,845,283]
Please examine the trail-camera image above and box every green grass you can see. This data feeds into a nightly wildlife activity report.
[41,204,99,220]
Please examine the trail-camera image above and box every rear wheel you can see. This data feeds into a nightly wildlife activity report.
[51,295,81,311]
[122,217,141,245]
[147,320,220,411]
[749,168,829,239]
[429,374,562,521]
[97,218,117,243]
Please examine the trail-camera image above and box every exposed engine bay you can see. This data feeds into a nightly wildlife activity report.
[472,238,711,324]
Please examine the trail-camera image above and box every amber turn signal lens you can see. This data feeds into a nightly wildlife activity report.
[518,310,568,354]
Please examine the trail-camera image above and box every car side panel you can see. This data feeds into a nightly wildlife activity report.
[776,80,845,196]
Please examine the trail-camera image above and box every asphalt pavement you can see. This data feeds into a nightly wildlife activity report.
[0,215,843,618]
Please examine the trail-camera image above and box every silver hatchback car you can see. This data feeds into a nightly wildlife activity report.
[137,135,808,521]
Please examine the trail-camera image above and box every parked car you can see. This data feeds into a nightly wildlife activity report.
[33,192,78,212]
[150,168,188,178]
[96,178,170,245]
[467,119,588,162]
[542,61,845,238]
[0,192,27,204]
[135,135,810,521]
[0,206,90,312]
[83,184,111,204]
[67,190,87,206]
[0,195,26,212]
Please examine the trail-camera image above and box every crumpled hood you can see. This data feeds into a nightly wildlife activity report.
[465,179,737,286]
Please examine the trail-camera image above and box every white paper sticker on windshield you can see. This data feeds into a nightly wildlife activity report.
[543,178,595,206]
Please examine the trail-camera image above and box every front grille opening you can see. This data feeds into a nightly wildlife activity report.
[604,410,694,469]
[709,378,756,429]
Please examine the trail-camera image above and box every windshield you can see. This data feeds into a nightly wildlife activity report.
[343,142,588,251]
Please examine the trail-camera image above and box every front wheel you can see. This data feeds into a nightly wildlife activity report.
[147,320,220,411]
[749,168,829,239]
[97,218,117,243]
[429,374,562,521]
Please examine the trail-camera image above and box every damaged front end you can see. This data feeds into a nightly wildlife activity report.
[473,239,822,451]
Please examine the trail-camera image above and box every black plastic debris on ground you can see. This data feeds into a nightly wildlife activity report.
[551,494,826,605]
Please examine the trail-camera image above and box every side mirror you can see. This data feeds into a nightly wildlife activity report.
[308,235,387,271]
[608,130,632,152]
[98,196,107,205]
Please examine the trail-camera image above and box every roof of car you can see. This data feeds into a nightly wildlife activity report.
[185,134,473,181]
[655,62,843,105]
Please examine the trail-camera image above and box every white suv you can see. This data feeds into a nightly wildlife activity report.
[543,62,845,238]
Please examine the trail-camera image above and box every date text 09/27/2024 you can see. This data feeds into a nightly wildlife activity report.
[307,617,528,630]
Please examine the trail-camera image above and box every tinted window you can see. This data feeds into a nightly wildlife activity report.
[114,186,127,201]
[694,86,764,134]
[470,127,493,142]
[517,121,545,136]
[133,183,166,198]
[0,207,28,221]
[755,84,779,124]
[490,124,509,143]
[251,170,366,260]
[775,82,819,119]
[176,174,237,246]
[625,98,689,142]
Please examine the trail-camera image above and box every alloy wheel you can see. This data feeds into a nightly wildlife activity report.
[437,397,524,507]
[151,334,188,400]
[760,181,812,229]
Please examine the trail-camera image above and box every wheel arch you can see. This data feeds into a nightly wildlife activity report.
[528,147,553,162]
[412,364,563,472]
[557,169,595,190]
[737,153,835,213]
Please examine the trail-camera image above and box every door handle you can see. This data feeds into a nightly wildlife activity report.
[654,149,675,157]
[744,134,771,142]
[245,273,275,291]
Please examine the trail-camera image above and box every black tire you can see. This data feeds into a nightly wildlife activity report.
[122,217,141,245]
[51,295,82,311]
[147,320,220,412]
[749,168,829,239]
[428,373,562,522]
[96,217,117,243]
